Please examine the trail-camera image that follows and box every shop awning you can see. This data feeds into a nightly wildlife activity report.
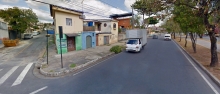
[65,33,79,37]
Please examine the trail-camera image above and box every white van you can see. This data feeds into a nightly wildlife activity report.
[32,31,38,36]
[164,34,171,41]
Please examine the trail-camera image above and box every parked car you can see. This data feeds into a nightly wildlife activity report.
[32,31,38,36]
[164,34,171,41]
[152,35,158,39]
[37,31,40,34]
[24,33,33,39]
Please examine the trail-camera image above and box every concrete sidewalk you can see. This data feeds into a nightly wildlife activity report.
[37,40,127,77]
[190,38,220,52]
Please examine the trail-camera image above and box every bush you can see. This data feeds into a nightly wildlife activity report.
[110,45,124,54]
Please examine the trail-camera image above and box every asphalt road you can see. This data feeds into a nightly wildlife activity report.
[1,35,220,94]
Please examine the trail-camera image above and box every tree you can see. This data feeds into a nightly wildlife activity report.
[132,0,166,28]
[142,0,220,67]
[133,15,141,28]
[0,7,38,38]
[148,17,159,25]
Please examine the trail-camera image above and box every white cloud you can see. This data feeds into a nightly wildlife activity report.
[2,0,19,3]
[124,0,135,10]
[1,0,130,23]
[26,0,128,20]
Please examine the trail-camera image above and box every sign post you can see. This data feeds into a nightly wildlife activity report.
[59,26,64,68]
[45,28,50,65]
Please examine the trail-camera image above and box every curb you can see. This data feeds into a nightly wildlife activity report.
[39,52,115,77]
[173,40,220,88]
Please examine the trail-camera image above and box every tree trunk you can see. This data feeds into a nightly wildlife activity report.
[179,32,181,42]
[185,33,188,47]
[190,32,197,53]
[209,31,219,67]
[174,32,176,39]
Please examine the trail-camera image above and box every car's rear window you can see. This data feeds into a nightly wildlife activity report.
[165,36,170,37]
[127,40,138,44]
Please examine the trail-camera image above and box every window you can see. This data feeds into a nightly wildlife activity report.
[66,18,72,26]
[113,23,116,29]
[127,40,138,44]
[104,23,107,27]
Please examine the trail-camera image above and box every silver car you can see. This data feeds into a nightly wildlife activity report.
[24,33,33,39]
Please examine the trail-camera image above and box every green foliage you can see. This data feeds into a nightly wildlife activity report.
[173,5,205,34]
[110,45,124,54]
[0,7,38,33]
[33,26,39,29]
[69,63,76,68]
[148,17,159,25]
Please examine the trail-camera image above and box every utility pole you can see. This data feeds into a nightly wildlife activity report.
[132,5,134,29]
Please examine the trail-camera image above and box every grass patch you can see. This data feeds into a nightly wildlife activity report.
[69,63,76,68]
[49,70,54,72]
[41,64,47,69]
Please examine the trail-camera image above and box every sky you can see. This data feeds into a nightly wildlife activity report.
[0,0,163,26]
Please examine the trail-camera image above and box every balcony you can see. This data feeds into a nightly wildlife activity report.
[83,26,95,31]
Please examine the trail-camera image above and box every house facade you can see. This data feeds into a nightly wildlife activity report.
[0,18,9,44]
[83,19,118,46]
[50,5,84,53]
[117,18,132,29]
[50,5,98,53]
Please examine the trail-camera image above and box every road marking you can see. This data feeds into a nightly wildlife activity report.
[3,42,33,62]
[73,52,122,76]
[12,63,33,86]
[29,86,48,94]
[173,40,219,94]
[0,66,19,86]
[0,69,2,72]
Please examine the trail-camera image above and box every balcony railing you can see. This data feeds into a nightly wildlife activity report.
[83,26,95,31]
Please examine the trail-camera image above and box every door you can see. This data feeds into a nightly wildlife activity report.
[67,37,75,51]
[86,35,92,48]
[104,36,109,45]
[96,34,99,46]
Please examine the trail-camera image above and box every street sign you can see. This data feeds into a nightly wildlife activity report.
[47,30,55,34]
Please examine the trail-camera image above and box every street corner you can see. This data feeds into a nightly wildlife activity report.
[38,52,115,77]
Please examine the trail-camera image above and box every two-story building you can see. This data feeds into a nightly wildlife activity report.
[84,19,118,46]
[50,5,96,53]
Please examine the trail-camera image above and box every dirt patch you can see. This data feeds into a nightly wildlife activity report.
[174,38,220,80]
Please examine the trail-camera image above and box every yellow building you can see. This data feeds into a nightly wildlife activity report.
[50,5,84,34]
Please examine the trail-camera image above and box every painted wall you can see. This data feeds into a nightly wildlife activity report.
[54,11,83,34]
[0,18,9,43]
[81,32,96,50]
[101,22,111,32]
[97,34,110,46]
[110,21,118,44]
[75,34,82,51]
[117,18,132,29]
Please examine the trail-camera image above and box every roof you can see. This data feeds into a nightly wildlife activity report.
[109,13,133,18]
[84,19,118,22]
[50,4,83,16]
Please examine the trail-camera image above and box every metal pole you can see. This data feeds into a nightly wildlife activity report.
[60,38,63,68]
[47,30,48,65]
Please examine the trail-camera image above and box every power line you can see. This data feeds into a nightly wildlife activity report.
[99,0,127,12]
[27,0,111,18]
[62,0,111,17]
[63,0,113,15]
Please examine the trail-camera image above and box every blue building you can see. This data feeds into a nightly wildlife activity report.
[81,31,96,50]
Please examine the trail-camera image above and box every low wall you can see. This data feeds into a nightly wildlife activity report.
[118,34,126,41]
